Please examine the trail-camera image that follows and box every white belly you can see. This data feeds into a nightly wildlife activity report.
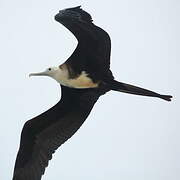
[54,68,98,88]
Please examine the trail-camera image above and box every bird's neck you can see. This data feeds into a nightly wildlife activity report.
[53,63,99,89]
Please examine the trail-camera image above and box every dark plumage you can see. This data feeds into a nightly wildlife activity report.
[13,86,106,180]
[13,6,172,180]
[55,6,112,82]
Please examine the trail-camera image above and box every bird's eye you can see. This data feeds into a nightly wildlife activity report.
[48,68,51,71]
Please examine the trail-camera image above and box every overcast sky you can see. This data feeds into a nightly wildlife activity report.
[0,0,179,180]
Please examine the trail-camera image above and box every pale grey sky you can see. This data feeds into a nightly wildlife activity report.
[0,0,179,180]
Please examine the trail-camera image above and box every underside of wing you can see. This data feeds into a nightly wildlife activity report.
[55,6,111,73]
[13,86,104,180]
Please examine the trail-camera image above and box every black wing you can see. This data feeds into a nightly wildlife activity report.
[55,6,111,79]
[13,86,104,180]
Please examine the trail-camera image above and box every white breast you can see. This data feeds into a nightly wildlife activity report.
[53,66,98,89]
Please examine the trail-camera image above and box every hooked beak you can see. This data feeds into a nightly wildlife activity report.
[29,71,48,77]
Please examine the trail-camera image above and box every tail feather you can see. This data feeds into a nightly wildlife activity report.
[159,95,172,101]
[110,80,172,102]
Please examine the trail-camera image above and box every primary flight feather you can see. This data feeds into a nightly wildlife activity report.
[13,6,172,180]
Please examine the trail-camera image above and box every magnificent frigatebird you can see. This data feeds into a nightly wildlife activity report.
[13,6,172,180]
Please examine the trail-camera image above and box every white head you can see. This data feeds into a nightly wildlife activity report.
[29,65,98,88]
[29,66,60,81]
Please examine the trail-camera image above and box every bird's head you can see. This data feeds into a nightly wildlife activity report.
[29,66,60,80]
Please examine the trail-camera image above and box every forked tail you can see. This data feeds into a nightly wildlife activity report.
[109,80,172,101]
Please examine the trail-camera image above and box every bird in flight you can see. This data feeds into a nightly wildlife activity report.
[12,6,172,180]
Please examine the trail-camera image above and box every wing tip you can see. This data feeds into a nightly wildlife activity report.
[55,6,93,23]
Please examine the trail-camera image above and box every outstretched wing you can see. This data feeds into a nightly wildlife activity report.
[13,86,102,180]
[55,6,111,75]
